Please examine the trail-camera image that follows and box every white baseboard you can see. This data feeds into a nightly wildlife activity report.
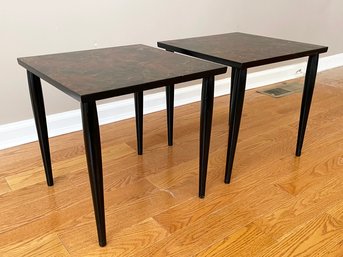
[1,53,342,150]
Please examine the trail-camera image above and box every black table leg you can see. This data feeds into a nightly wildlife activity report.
[225,69,247,184]
[134,91,143,155]
[296,54,319,156]
[81,101,106,247]
[166,85,175,146]
[165,49,175,147]
[27,71,53,186]
[229,67,238,125]
[199,76,215,198]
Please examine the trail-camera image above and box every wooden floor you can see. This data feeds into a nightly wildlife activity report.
[1,67,343,256]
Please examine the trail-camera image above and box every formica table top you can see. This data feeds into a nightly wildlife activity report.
[158,32,328,68]
[18,44,227,101]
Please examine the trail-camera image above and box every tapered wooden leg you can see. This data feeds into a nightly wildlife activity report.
[81,101,106,247]
[134,91,143,155]
[27,71,53,186]
[165,48,175,147]
[166,85,175,146]
[225,69,247,184]
[296,54,319,156]
[229,67,238,125]
[199,76,215,198]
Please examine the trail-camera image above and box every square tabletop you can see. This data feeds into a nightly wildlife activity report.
[18,44,227,101]
[158,32,328,69]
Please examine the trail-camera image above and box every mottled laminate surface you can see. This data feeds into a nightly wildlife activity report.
[158,32,328,68]
[18,44,227,101]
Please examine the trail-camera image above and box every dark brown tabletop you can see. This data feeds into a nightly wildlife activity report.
[158,32,328,68]
[18,44,227,101]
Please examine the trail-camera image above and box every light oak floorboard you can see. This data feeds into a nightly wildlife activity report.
[0,178,11,196]
[0,233,69,257]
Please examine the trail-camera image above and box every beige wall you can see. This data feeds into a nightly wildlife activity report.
[1,0,342,125]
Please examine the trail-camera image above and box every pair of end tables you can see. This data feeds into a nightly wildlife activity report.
[17,33,328,246]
